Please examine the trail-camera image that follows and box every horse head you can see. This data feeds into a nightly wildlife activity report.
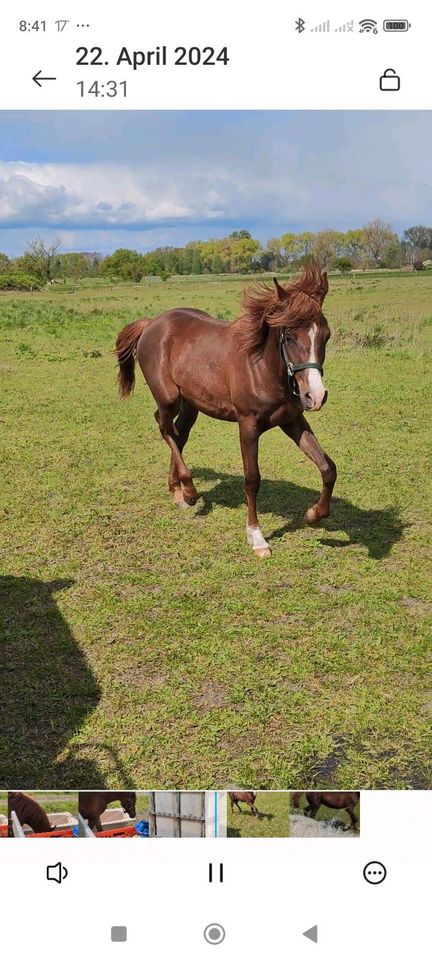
[273,264,331,412]
[120,792,137,820]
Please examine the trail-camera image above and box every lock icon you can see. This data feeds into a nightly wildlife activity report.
[379,68,400,91]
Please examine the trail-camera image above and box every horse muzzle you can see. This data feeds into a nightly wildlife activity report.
[302,388,328,412]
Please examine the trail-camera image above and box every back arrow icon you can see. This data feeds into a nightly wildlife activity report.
[32,70,57,87]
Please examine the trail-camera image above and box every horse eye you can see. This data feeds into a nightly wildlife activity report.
[285,334,295,345]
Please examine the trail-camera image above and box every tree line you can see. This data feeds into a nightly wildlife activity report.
[1,223,432,288]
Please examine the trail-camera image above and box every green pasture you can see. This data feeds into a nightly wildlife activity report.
[0,272,431,790]
[0,792,7,818]
[131,792,149,816]
[227,790,290,837]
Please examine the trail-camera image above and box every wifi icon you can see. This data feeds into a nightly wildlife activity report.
[359,18,378,33]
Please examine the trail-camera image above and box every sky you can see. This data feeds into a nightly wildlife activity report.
[0,111,431,256]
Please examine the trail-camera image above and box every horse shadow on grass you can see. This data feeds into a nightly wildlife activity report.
[192,467,404,560]
[0,576,106,790]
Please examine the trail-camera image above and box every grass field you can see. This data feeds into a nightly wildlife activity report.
[227,790,290,836]
[1,272,431,790]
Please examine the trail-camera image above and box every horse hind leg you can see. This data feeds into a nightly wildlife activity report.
[239,418,271,559]
[167,400,199,508]
[155,402,199,506]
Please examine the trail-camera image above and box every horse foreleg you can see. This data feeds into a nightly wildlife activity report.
[281,416,337,526]
[347,805,359,831]
[239,419,271,559]
[89,815,102,833]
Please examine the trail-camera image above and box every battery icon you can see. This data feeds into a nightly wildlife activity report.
[383,20,411,31]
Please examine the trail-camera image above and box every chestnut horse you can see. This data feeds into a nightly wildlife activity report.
[229,791,258,817]
[78,791,136,833]
[115,264,336,558]
[292,791,360,829]
[8,792,53,835]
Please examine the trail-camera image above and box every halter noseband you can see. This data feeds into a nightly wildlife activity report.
[279,330,324,398]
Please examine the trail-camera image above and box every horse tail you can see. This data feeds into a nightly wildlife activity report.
[115,318,150,397]
[292,792,303,808]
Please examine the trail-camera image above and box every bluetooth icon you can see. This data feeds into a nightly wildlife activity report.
[295,18,306,33]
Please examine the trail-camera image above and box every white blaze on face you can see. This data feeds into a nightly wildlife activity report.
[305,323,326,409]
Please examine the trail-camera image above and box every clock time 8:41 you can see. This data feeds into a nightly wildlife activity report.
[77,80,127,98]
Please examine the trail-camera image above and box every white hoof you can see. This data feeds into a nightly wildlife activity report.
[254,546,272,559]
[172,488,191,509]
[246,525,272,558]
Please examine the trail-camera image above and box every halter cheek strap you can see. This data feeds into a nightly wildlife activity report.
[279,331,324,397]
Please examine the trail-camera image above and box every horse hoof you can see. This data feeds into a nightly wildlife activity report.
[172,488,190,509]
[182,492,198,506]
[305,507,321,526]
[181,484,199,506]
[253,546,272,559]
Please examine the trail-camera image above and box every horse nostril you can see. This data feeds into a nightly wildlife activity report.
[305,391,312,401]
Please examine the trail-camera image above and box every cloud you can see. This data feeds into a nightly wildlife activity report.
[0,161,234,228]
[0,111,431,254]
[0,154,336,235]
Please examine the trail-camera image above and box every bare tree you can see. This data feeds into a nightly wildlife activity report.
[361,220,396,267]
[403,225,432,264]
[27,236,62,283]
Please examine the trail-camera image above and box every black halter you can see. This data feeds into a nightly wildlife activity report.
[279,330,324,398]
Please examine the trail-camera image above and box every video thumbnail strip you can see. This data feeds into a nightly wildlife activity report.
[0,791,360,838]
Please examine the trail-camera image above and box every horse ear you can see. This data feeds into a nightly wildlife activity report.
[319,271,329,303]
[273,277,289,300]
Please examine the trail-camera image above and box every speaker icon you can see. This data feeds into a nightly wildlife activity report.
[46,862,68,884]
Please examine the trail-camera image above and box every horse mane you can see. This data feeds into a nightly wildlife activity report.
[234,261,328,356]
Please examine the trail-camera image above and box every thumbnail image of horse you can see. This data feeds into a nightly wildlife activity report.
[115,263,336,559]
[8,792,53,836]
[228,791,258,817]
[292,791,360,830]
[78,791,137,833]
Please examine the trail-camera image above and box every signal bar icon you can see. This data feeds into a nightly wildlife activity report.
[335,19,354,32]
[310,19,330,32]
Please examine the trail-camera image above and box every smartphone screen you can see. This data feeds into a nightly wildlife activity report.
[0,2,430,956]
